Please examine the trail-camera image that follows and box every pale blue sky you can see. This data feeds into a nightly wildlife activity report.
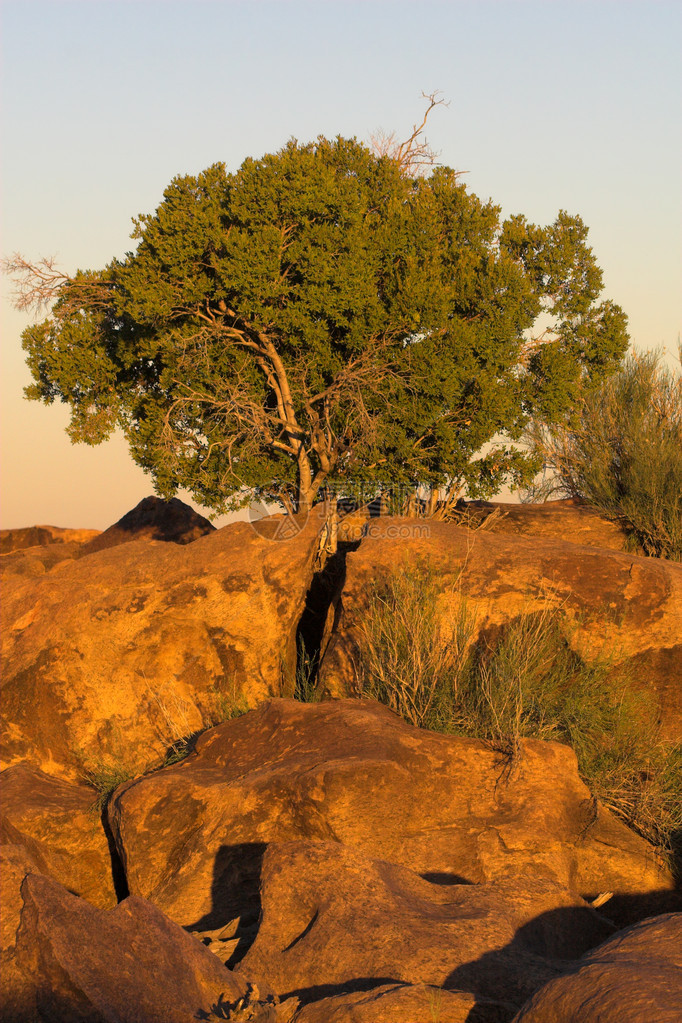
[2,0,680,528]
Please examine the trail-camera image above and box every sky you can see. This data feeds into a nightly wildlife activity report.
[1,0,680,530]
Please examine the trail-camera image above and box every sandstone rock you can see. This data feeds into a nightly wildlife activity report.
[512,913,682,1022]
[239,840,614,1014]
[295,982,509,1023]
[1,514,320,780]
[0,525,100,555]
[12,872,247,1023]
[0,766,118,1018]
[0,541,86,579]
[318,518,682,739]
[79,495,215,555]
[108,699,671,940]
[0,834,47,1021]
[0,763,117,908]
[462,499,631,552]
[0,497,212,577]
[1,828,49,954]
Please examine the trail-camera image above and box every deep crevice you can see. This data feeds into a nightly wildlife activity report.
[100,802,129,902]
[295,538,362,697]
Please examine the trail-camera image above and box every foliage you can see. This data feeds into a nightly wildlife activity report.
[525,348,682,561]
[355,568,681,871]
[13,131,628,513]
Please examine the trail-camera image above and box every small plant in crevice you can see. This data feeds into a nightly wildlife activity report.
[355,568,682,875]
[79,759,135,815]
[204,681,251,726]
[294,634,321,703]
[145,678,252,769]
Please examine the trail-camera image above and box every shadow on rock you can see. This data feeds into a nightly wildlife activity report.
[188,842,267,967]
[444,892,682,1020]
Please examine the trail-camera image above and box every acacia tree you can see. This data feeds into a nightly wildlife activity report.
[7,133,629,516]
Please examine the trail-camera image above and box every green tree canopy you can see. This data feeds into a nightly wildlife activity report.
[15,135,629,513]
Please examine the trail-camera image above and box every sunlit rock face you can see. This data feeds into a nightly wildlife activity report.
[10,873,247,1023]
[0,525,101,555]
[319,516,682,739]
[107,698,672,938]
[1,512,320,780]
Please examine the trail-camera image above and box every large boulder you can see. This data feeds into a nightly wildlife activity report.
[319,519,682,738]
[1,514,321,780]
[108,700,672,940]
[11,873,248,1023]
[512,913,682,1023]
[295,983,509,1023]
[0,765,118,1017]
[238,840,614,1015]
[0,833,46,1020]
[0,763,117,909]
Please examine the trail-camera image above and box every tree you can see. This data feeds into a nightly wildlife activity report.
[6,132,629,517]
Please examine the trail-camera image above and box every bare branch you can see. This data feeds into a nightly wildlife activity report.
[370,91,456,178]
[1,252,113,315]
[1,254,72,312]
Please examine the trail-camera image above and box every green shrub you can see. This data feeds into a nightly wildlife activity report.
[355,566,476,731]
[355,568,681,873]
[525,348,682,561]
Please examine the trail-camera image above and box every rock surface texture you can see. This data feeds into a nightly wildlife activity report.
[0,763,117,908]
[294,983,509,1023]
[0,524,100,554]
[511,913,682,1023]
[11,872,247,1023]
[108,699,671,938]
[319,518,682,738]
[1,513,320,779]
[463,498,632,551]
[238,840,613,1013]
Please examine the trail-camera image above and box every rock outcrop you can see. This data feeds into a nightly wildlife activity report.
[1,514,320,780]
[462,498,632,552]
[0,497,213,578]
[11,873,248,1023]
[0,524,100,555]
[319,518,682,738]
[108,699,672,940]
[239,840,613,1014]
[2,498,679,1022]
[512,913,682,1022]
[79,496,215,555]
